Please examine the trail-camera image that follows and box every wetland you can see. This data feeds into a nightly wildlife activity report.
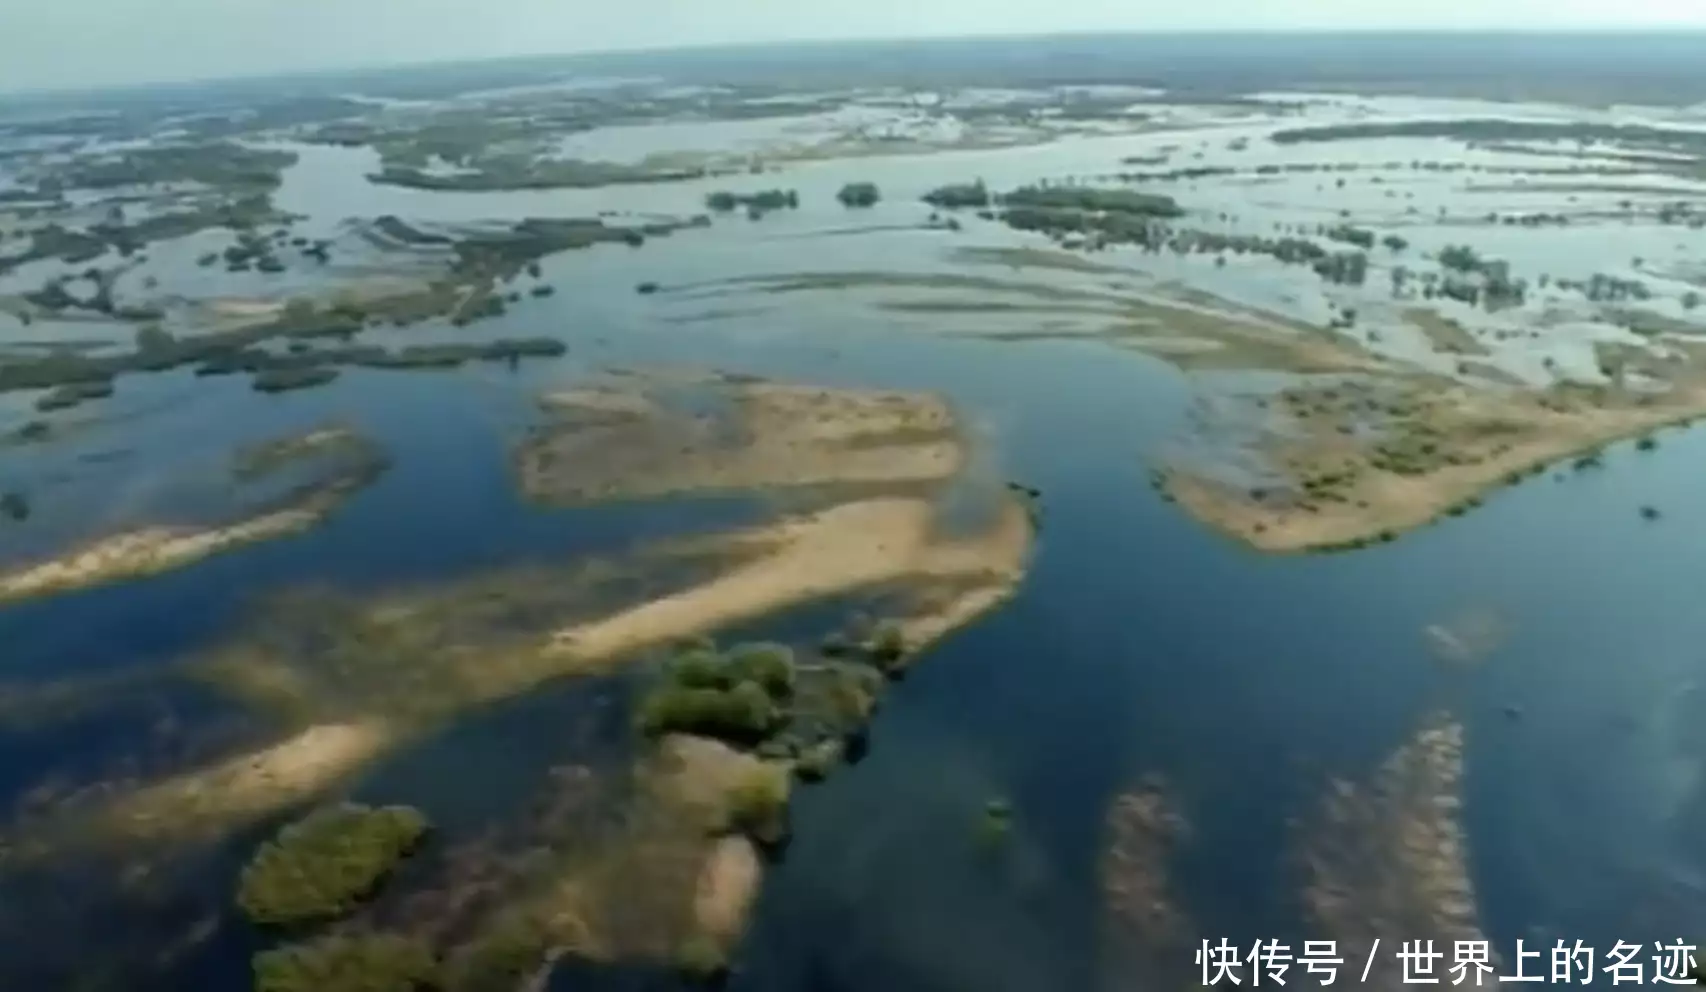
[4,29,1706,992]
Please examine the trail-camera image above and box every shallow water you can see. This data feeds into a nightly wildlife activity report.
[4,82,1706,990]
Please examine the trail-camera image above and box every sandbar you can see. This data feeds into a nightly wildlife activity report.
[1298,716,1484,990]
[0,499,341,605]
[546,495,1032,669]
[82,722,390,847]
[1100,775,1189,946]
[24,490,1031,849]
[691,836,763,946]
[517,378,964,504]
[0,426,386,605]
[1162,374,1706,552]
[454,734,780,969]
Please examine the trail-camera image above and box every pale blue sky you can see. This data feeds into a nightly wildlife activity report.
[2,0,1704,92]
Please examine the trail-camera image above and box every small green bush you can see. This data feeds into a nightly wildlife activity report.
[826,666,883,727]
[977,798,1013,847]
[440,912,553,992]
[866,621,908,673]
[726,763,791,845]
[666,642,795,698]
[669,648,733,690]
[727,643,795,697]
[836,182,881,208]
[637,681,781,742]
[252,933,438,992]
[675,934,729,982]
[237,804,430,926]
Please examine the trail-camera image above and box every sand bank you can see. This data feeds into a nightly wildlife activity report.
[1298,717,1484,991]
[27,489,1031,849]
[546,495,1032,669]
[1100,775,1189,946]
[195,490,1033,725]
[98,721,390,845]
[715,267,1383,374]
[0,497,340,605]
[1163,374,1706,552]
[517,378,964,505]
[0,427,385,605]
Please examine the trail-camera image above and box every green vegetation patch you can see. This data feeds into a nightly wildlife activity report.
[675,933,731,982]
[922,180,991,209]
[1000,184,1183,219]
[705,188,799,218]
[237,803,431,926]
[252,933,439,992]
[638,680,784,743]
[836,181,881,208]
[724,761,792,846]
[638,632,897,780]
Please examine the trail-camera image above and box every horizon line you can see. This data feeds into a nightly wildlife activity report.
[6,25,1706,101]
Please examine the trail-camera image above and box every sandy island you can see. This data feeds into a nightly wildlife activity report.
[734,253,1706,555]
[0,426,386,605]
[96,722,390,844]
[544,495,1032,674]
[518,377,965,504]
[1162,371,1706,553]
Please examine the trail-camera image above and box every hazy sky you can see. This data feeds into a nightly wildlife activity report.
[4,0,1706,92]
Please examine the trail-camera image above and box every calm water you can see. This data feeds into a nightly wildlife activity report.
[3,99,1706,990]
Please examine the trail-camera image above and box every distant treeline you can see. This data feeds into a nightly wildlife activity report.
[1270,118,1706,156]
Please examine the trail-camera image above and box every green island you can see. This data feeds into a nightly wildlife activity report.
[237,804,431,926]
[252,933,440,992]
[705,188,800,219]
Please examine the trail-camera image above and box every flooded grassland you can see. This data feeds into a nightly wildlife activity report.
[5,62,1706,992]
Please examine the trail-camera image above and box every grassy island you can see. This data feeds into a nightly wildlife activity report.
[237,803,431,926]
[638,637,894,792]
[836,181,882,207]
[1161,373,1706,553]
[252,933,439,992]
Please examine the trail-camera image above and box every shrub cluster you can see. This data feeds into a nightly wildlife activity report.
[638,643,798,742]
[252,933,438,992]
[237,804,430,926]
